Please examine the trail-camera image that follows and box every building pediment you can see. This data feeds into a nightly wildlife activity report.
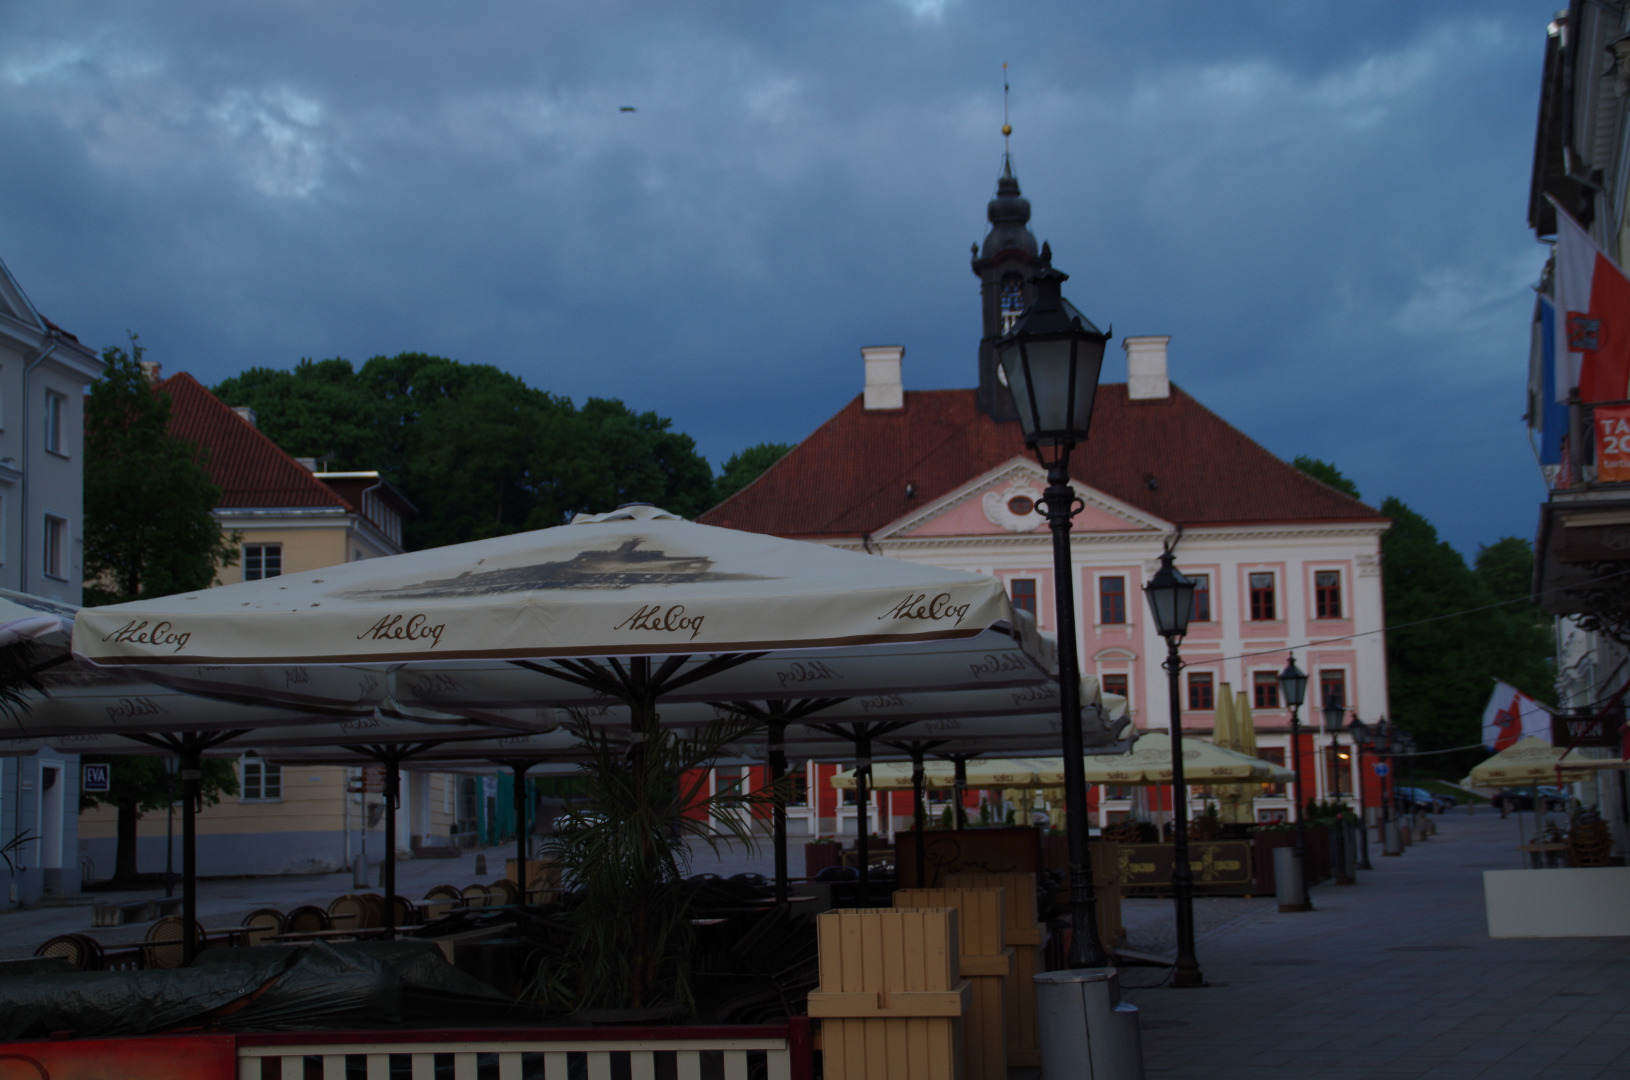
[876,456,1172,541]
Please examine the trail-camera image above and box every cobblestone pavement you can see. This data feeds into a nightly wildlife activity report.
[1120,812,1630,1080]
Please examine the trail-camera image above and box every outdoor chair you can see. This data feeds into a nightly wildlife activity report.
[100,947,145,971]
[487,878,520,906]
[241,908,286,946]
[729,872,767,887]
[423,884,462,919]
[34,933,102,971]
[389,895,419,926]
[813,866,859,882]
[286,905,331,934]
[358,893,387,928]
[328,894,369,930]
[145,916,205,969]
[460,882,491,909]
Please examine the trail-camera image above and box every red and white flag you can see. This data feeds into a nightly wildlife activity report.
[1482,681,1548,751]
[1553,202,1630,404]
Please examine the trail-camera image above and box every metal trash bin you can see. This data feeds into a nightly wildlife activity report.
[1274,846,1308,912]
[1035,968,1144,1080]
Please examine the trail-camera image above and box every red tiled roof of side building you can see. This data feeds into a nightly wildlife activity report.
[698,385,1386,538]
[158,373,352,511]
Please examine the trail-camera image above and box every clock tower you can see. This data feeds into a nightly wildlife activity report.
[972,155,1045,421]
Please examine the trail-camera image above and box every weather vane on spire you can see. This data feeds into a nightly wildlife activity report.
[1002,63,1012,151]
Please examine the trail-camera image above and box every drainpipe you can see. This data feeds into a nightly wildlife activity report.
[19,327,61,592]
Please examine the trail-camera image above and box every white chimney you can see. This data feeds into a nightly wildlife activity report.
[1125,336,1171,400]
[294,457,319,472]
[233,406,257,427]
[862,345,904,410]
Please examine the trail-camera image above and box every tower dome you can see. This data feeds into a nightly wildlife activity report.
[973,155,1045,421]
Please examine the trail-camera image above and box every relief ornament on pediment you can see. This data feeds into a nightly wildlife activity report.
[981,483,1046,533]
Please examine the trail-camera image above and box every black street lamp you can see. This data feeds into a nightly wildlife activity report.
[995,261,1110,970]
[1277,656,1311,911]
[1143,548,1205,988]
[1320,699,1354,886]
[1344,713,1374,870]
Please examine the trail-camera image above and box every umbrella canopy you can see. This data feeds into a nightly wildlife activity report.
[1209,683,1258,824]
[830,758,1043,790]
[1073,732,1291,785]
[74,506,1029,668]
[1467,736,1622,786]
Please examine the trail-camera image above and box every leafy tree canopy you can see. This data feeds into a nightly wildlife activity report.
[714,442,793,503]
[83,339,240,606]
[215,354,717,549]
[1291,456,1362,500]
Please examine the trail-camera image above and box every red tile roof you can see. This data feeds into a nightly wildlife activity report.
[699,384,1385,538]
[159,372,351,511]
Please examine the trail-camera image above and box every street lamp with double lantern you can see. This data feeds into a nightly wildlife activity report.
[1277,656,1311,911]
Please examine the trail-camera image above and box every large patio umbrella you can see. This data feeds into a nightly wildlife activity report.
[71,505,1053,928]
[1073,732,1293,785]
[1467,736,1622,785]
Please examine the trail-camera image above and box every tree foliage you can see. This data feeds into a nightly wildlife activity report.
[1380,498,1553,765]
[83,340,240,606]
[214,354,717,549]
[714,442,793,503]
[1291,456,1362,500]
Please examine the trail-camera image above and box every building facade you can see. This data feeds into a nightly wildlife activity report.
[702,160,1393,830]
[0,255,103,907]
[77,373,462,879]
[1524,2,1630,859]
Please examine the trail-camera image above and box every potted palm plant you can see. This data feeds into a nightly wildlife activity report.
[529,710,778,1019]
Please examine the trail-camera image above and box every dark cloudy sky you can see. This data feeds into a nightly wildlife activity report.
[1,1,1557,556]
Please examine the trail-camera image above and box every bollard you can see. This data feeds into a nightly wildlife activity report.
[474,853,488,875]
[1383,821,1402,856]
[1273,847,1308,912]
[352,855,368,888]
[1034,969,1144,1080]
[1399,822,1413,847]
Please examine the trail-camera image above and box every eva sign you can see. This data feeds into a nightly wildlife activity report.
[82,762,111,792]
[1594,405,1630,482]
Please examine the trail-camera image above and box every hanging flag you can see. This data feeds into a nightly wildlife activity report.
[1482,681,1549,751]
[1551,202,1630,404]
[1530,292,1568,470]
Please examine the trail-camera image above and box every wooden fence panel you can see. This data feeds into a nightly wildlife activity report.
[893,888,1012,1080]
[943,871,1044,1068]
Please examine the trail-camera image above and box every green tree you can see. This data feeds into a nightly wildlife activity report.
[83,339,241,605]
[1292,456,1362,500]
[214,354,717,549]
[82,339,243,882]
[78,755,237,884]
[714,442,793,503]
[1473,538,1555,705]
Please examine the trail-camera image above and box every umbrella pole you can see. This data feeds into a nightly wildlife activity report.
[911,745,927,888]
[767,720,789,904]
[953,755,969,831]
[855,731,871,905]
[513,762,530,903]
[383,757,399,939]
[180,740,201,966]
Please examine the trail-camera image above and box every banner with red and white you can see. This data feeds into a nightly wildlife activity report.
[1482,681,1549,752]
[1552,201,1630,404]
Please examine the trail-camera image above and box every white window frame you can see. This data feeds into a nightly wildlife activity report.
[42,513,68,581]
[239,754,283,802]
[43,390,66,456]
[243,543,283,581]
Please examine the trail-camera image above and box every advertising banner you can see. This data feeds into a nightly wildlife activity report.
[1595,404,1630,482]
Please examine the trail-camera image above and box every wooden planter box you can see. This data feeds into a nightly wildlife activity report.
[809,907,970,1080]
[804,843,843,878]
[894,887,1012,1080]
[944,871,1044,1069]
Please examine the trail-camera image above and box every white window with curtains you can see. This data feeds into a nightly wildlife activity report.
[42,514,67,581]
[240,754,282,801]
[44,390,65,455]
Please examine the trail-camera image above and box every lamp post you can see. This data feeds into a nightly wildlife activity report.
[1352,716,1402,856]
[995,260,1110,970]
[1321,699,1355,885]
[1277,656,1311,911]
[1144,549,1205,987]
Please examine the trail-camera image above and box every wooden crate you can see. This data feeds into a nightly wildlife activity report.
[809,907,970,1080]
[943,871,1043,1068]
[893,888,1012,1080]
